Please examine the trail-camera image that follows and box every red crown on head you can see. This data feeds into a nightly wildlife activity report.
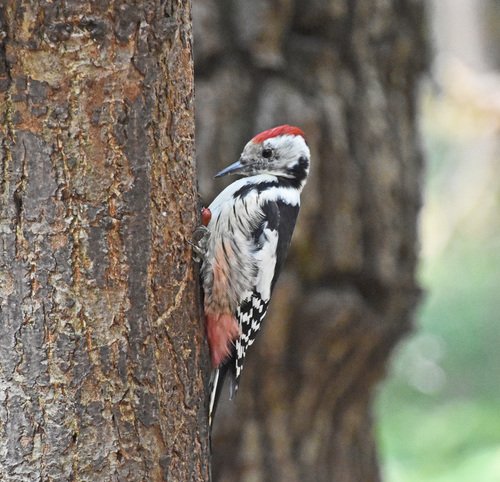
[252,125,305,144]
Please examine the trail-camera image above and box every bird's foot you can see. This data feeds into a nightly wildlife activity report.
[190,225,210,262]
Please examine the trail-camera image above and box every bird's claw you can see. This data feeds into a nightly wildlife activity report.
[190,225,210,262]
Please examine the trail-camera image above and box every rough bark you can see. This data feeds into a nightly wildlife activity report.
[194,1,426,481]
[0,1,210,481]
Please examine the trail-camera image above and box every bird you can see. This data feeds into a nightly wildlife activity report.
[198,125,310,428]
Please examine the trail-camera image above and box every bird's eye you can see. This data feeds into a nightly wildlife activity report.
[262,148,273,158]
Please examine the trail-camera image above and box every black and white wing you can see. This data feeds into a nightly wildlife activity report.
[233,200,300,387]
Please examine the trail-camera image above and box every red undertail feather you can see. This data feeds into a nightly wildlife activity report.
[206,312,241,367]
[252,124,305,143]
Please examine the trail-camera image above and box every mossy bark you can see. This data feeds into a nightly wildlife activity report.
[0,1,210,480]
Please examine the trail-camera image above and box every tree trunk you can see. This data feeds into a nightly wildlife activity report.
[194,1,426,481]
[0,1,210,481]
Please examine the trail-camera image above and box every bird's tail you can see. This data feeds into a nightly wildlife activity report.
[209,365,225,430]
[208,369,218,429]
[208,358,238,430]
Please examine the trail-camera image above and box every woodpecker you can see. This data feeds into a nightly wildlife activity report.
[199,125,310,427]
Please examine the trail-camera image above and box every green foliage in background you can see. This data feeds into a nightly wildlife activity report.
[376,84,500,482]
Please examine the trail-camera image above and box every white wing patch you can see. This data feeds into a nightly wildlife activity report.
[254,226,278,300]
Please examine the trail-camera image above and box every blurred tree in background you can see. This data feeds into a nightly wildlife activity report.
[193,1,427,481]
[377,1,500,481]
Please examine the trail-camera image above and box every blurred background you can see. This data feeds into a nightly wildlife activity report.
[194,0,500,480]
[376,1,500,481]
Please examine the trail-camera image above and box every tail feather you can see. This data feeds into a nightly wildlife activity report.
[208,368,221,429]
[208,356,237,430]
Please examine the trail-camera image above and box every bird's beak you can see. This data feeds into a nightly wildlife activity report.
[214,160,245,178]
